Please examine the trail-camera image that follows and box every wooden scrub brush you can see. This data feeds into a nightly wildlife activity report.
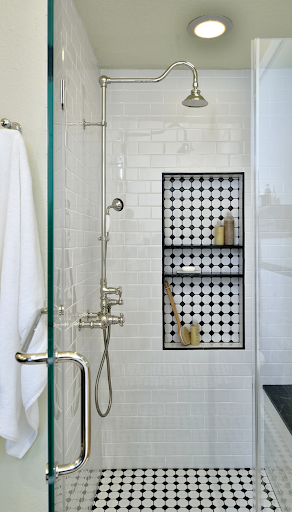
[164,281,191,346]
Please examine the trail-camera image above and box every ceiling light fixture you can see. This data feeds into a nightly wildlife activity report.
[188,15,232,39]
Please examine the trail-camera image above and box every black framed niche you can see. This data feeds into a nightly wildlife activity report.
[162,172,244,350]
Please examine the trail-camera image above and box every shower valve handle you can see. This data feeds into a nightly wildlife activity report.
[103,285,122,298]
[108,313,125,327]
[107,298,124,306]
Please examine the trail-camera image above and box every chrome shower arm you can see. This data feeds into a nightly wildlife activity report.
[99,61,198,88]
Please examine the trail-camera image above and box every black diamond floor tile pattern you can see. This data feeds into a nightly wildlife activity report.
[92,468,280,511]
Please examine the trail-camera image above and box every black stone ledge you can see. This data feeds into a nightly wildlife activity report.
[263,384,292,436]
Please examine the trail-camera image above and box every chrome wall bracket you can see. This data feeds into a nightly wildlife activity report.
[1,118,22,133]
[65,119,107,130]
[82,119,106,129]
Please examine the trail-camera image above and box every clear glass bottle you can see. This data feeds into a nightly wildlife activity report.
[224,211,234,245]
[214,220,224,245]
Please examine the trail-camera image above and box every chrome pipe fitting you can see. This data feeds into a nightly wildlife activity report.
[86,312,99,320]
[78,319,103,331]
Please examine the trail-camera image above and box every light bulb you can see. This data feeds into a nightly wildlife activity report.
[194,20,226,39]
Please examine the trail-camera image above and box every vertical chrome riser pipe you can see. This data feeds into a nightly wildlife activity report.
[100,78,107,313]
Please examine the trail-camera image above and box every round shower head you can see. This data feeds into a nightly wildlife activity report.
[182,89,208,108]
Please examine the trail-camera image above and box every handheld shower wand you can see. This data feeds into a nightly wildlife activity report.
[95,198,124,417]
[106,198,124,236]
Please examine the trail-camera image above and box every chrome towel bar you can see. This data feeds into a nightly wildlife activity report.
[1,118,22,133]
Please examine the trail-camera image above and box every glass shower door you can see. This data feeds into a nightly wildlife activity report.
[253,37,292,511]
[48,1,90,510]
[48,1,103,510]
[47,0,55,508]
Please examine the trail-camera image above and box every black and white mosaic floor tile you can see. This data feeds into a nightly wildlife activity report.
[92,468,280,511]
[261,472,281,512]
[55,469,101,512]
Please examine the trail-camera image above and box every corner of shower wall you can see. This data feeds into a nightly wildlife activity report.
[54,1,103,510]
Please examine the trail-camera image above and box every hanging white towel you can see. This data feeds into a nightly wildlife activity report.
[0,129,46,458]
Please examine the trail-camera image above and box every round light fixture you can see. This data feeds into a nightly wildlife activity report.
[188,15,232,39]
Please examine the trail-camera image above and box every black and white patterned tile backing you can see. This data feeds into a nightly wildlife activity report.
[162,174,244,347]
[92,468,280,511]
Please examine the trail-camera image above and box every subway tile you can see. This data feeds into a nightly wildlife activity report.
[152,390,177,403]
[165,403,191,417]
[138,142,164,154]
[204,390,231,402]
[139,430,165,443]
[151,154,177,167]
[126,103,151,115]
[71,64,260,470]
[191,403,218,416]
[177,390,205,403]
[138,403,165,416]
[177,443,205,456]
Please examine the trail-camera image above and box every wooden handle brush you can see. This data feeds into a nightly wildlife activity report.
[164,281,190,346]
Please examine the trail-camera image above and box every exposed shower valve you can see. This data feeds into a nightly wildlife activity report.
[108,313,125,327]
[78,312,124,330]
[103,284,123,298]
[107,298,124,306]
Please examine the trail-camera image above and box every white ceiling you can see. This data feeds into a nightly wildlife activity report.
[74,0,292,70]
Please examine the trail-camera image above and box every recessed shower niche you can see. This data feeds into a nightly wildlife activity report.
[162,172,244,349]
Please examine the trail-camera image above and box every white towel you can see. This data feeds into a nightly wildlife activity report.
[0,129,46,458]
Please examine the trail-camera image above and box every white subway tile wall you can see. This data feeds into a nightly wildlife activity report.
[54,1,103,509]
[102,68,253,469]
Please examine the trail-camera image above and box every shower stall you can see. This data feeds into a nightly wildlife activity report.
[46,1,292,510]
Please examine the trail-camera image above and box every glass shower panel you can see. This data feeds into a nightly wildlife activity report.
[254,37,292,511]
[48,1,103,511]
[47,0,55,508]
[49,1,261,510]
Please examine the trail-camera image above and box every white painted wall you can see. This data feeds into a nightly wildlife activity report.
[0,1,47,510]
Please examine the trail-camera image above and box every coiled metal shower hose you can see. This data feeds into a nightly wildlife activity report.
[95,325,112,417]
